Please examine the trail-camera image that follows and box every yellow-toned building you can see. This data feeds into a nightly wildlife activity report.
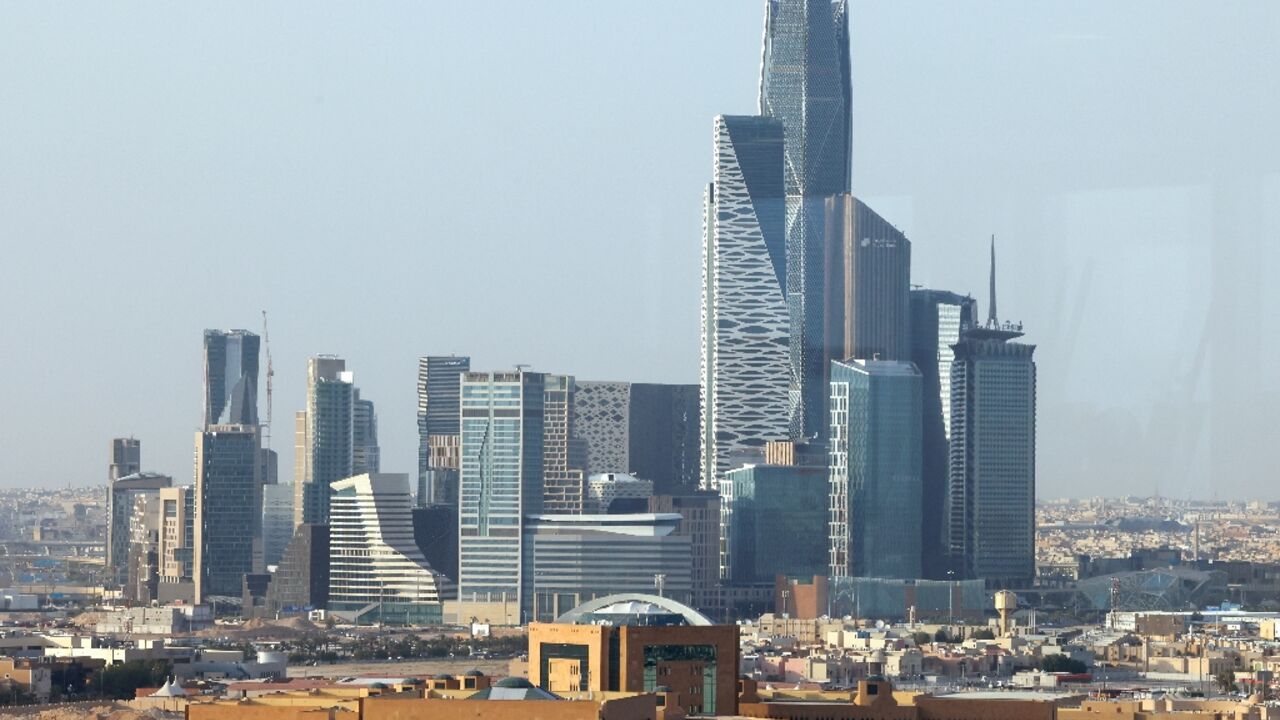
[527,593,740,717]
[737,676,1073,720]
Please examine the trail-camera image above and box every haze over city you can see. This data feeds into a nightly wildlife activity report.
[2,1,1278,500]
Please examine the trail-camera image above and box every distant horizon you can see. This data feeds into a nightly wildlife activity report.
[1,2,1277,499]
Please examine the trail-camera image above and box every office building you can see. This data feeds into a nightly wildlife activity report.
[573,382,700,494]
[828,359,922,580]
[261,483,294,567]
[352,391,380,474]
[947,243,1036,587]
[649,492,720,613]
[106,471,170,586]
[266,523,328,614]
[719,464,827,584]
[529,594,740,716]
[202,329,260,427]
[760,0,852,438]
[193,425,262,602]
[700,114,791,488]
[329,474,448,624]
[910,289,977,578]
[125,487,164,602]
[412,504,458,583]
[524,514,693,621]
[457,371,544,615]
[543,374,585,514]
[109,437,140,482]
[416,355,470,505]
[294,356,354,526]
[823,194,912,369]
[585,473,653,514]
[422,434,460,507]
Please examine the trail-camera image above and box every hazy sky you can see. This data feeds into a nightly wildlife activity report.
[1,2,1277,500]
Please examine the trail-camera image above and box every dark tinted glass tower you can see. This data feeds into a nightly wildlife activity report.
[194,425,262,602]
[910,289,977,578]
[203,330,260,427]
[416,355,470,504]
[946,244,1036,588]
[760,0,852,438]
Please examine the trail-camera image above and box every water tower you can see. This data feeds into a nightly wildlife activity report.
[994,590,1017,635]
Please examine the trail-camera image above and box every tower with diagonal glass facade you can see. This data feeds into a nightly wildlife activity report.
[759,0,852,439]
[700,115,791,489]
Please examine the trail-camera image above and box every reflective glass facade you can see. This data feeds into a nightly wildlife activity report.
[829,359,922,579]
[194,425,262,602]
[458,371,544,614]
[719,464,827,583]
[202,329,260,427]
[416,355,470,504]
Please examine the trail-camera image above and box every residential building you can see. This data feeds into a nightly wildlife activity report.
[760,0,852,438]
[416,355,470,505]
[910,289,978,579]
[720,464,827,584]
[457,371,544,616]
[328,473,448,624]
[194,425,262,602]
[202,329,260,427]
[829,359,922,580]
[700,114,790,488]
[543,374,585,514]
[106,471,170,586]
[947,243,1036,588]
[294,355,354,527]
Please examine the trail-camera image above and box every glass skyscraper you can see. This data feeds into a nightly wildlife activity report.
[700,115,791,489]
[294,356,354,527]
[457,371,545,616]
[416,355,470,505]
[909,289,977,578]
[759,0,852,439]
[828,358,922,580]
[719,464,828,584]
[203,329,260,427]
[194,425,262,602]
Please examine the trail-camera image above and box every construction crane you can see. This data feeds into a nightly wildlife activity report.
[262,310,274,449]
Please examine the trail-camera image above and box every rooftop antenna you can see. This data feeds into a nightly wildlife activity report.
[987,234,998,326]
[262,310,274,449]
[514,364,530,372]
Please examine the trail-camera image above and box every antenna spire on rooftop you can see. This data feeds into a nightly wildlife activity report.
[987,234,998,326]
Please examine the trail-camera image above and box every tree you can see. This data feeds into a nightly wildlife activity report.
[911,631,932,647]
[971,628,996,640]
[1040,654,1087,674]
[96,660,172,700]
[1215,669,1237,695]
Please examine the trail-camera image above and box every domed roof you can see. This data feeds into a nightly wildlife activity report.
[433,673,455,680]
[495,677,534,688]
[464,669,485,677]
[555,593,712,627]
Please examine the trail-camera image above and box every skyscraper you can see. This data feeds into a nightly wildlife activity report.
[572,382,700,494]
[107,471,170,587]
[759,0,852,438]
[294,356,354,527]
[352,390,380,475]
[457,371,544,618]
[542,374,585,514]
[193,425,262,602]
[947,243,1036,588]
[719,464,827,584]
[329,474,448,624]
[203,329,260,427]
[109,437,140,482]
[416,355,470,504]
[700,115,791,489]
[823,195,912,366]
[828,358,922,580]
[910,289,977,578]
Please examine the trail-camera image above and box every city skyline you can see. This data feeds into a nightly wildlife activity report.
[2,2,1279,500]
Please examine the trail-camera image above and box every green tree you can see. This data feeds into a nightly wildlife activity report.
[1215,669,1237,695]
[96,660,172,700]
[1040,654,1087,674]
[911,631,932,647]
[971,628,996,640]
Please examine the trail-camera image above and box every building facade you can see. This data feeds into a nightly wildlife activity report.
[542,374,585,514]
[828,359,922,580]
[720,464,827,584]
[352,391,380,475]
[700,114,791,488]
[416,355,470,505]
[194,425,263,602]
[106,471,170,586]
[261,482,294,568]
[329,474,448,624]
[523,514,693,621]
[573,382,700,494]
[649,492,721,614]
[294,356,354,527]
[202,329,260,427]
[109,437,140,482]
[457,371,545,614]
[760,0,852,439]
[910,289,978,578]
